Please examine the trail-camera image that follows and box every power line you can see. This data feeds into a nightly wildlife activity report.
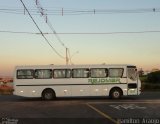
[0,30,35,34]
[33,0,67,48]
[33,0,73,65]
[68,49,72,65]
[1,30,160,35]
[0,7,160,15]
[19,0,65,59]
[40,31,160,34]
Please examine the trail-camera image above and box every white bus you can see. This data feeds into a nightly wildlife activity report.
[13,64,141,100]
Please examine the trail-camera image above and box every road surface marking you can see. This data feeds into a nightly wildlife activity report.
[109,104,146,110]
[87,100,160,105]
[86,103,118,124]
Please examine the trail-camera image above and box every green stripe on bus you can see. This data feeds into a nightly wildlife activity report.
[88,78,121,84]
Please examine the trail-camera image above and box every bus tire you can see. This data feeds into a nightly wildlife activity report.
[110,88,122,99]
[42,88,56,100]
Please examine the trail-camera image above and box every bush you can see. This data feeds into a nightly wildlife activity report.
[142,83,160,91]
[139,75,148,83]
[0,85,14,95]
[140,72,160,91]
[147,71,160,84]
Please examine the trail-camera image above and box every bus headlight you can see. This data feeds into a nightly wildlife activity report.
[130,89,135,91]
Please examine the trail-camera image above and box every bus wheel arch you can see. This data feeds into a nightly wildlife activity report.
[42,88,56,100]
[109,87,123,99]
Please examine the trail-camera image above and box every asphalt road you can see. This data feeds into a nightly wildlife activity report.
[0,91,160,124]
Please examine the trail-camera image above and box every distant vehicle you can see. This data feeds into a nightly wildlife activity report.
[13,64,141,100]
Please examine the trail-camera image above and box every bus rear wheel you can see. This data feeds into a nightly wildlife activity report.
[42,89,56,100]
[110,88,122,99]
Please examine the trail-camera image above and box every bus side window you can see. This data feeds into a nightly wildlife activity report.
[66,69,71,78]
[53,69,71,78]
[17,69,34,79]
[90,68,108,78]
[35,69,52,79]
[109,68,123,78]
[72,69,89,78]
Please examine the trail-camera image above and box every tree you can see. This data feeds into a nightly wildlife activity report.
[138,68,144,77]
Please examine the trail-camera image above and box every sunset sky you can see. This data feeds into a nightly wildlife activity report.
[0,0,160,76]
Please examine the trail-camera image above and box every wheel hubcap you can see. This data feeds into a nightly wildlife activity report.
[114,91,119,98]
[45,93,52,99]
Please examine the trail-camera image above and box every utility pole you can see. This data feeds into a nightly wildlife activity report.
[66,48,69,65]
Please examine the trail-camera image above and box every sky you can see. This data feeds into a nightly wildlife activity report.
[0,0,160,76]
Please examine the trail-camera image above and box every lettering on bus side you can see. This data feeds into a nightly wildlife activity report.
[88,78,121,84]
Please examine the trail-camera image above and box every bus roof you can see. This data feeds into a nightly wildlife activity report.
[15,64,136,69]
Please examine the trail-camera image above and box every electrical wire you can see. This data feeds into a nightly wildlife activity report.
[19,0,65,59]
[1,30,160,35]
[0,30,35,34]
[0,7,160,15]
[33,0,67,49]
[68,49,73,65]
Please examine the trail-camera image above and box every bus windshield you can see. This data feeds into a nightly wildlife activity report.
[127,67,137,81]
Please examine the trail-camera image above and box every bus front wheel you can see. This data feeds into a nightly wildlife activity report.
[110,88,122,99]
[42,89,56,100]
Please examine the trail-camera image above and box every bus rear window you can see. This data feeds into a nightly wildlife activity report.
[17,69,34,79]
